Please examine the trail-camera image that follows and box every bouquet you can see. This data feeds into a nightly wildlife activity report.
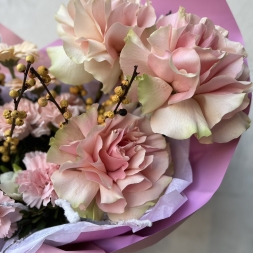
[0,0,251,252]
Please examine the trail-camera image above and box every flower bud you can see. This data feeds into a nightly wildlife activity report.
[15,118,24,126]
[86,97,93,105]
[42,75,51,84]
[9,89,19,98]
[3,129,11,137]
[5,118,13,124]
[111,94,120,103]
[3,110,12,119]
[81,89,87,96]
[46,90,57,99]
[11,110,19,118]
[18,110,27,119]
[97,115,105,124]
[69,86,79,95]
[38,97,48,107]
[1,155,10,163]
[60,99,69,108]
[104,111,114,119]
[11,138,19,146]
[26,78,36,87]
[26,55,35,64]
[37,66,49,77]
[63,111,72,120]
[17,63,26,72]
[114,86,124,97]
[122,98,130,104]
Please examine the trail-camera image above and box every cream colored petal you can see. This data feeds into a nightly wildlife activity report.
[138,74,172,114]
[51,170,99,209]
[151,99,211,139]
[194,93,246,128]
[47,46,93,85]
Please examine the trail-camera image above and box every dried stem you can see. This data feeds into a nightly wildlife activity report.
[30,67,68,124]
[114,65,139,114]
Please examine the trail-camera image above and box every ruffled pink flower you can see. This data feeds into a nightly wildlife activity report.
[49,0,156,93]
[16,152,59,209]
[47,105,172,221]
[0,99,40,141]
[0,190,22,238]
[120,7,252,143]
[36,93,85,133]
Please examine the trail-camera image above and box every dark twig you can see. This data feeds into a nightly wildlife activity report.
[30,67,68,124]
[114,65,139,114]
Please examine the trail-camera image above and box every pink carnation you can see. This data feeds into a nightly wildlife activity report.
[50,0,156,93]
[16,152,59,209]
[0,99,40,141]
[120,7,252,143]
[0,190,21,238]
[47,105,172,221]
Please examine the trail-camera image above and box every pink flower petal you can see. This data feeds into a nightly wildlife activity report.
[124,175,172,207]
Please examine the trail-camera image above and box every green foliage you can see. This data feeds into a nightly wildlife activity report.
[16,204,66,239]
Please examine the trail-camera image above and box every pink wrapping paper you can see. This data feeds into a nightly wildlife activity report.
[0,0,248,252]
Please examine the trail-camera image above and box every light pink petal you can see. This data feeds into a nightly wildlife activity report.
[124,175,172,207]
[150,99,211,139]
[137,3,156,27]
[55,4,75,37]
[91,0,107,34]
[194,93,246,128]
[97,184,127,213]
[199,112,251,144]
[176,31,198,48]
[147,52,173,83]
[73,0,103,42]
[196,75,252,95]
[84,59,121,94]
[51,170,99,209]
[171,47,200,75]
[120,29,155,77]
[141,150,170,182]
[147,26,171,56]
[138,75,172,114]
[105,23,131,60]
[201,53,244,83]
[0,216,11,238]
[71,104,99,137]
[117,173,152,192]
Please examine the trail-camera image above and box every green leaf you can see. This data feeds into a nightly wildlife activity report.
[12,163,22,172]
[0,165,9,173]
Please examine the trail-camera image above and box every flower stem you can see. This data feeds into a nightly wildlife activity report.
[8,66,16,79]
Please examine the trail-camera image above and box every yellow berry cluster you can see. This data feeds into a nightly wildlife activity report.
[69,85,87,96]
[97,79,130,125]
[2,109,27,126]
[0,130,19,162]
